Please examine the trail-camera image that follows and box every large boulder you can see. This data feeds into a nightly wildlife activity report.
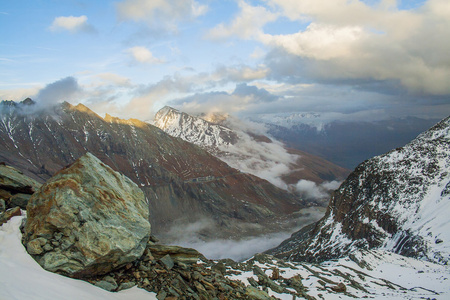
[23,152,151,278]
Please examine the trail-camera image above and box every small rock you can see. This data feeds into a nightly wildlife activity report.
[160,254,175,270]
[118,281,135,291]
[212,262,226,274]
[94,280,118,292]
[0,199,5,213]
[0,206,21,225]
[43,244,53,252]
[245,286,271,300]
[271,267,280,280]
[27,238,44,255]
[194,281,207,293]
[156,291,167,300]
[331,282,347,293]
[435,239,443,244]
[9,193,31,209]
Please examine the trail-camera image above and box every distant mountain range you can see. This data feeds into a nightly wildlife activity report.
[0,99,308,240]
[269,115,450,265]
[249,113,440,169]
[153,106,350,193]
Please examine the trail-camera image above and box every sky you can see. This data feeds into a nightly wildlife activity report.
[1,0,449,121]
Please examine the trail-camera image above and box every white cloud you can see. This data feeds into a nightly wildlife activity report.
[263,0,450,95]
[49,15,94,33]
[116,0,207,31]
[204,0,450,96]
[207,0,278,40]
[295,179,342,200]
[214,64,270,82]
[126,46,164,64]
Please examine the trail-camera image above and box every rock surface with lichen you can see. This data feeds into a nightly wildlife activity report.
[23,152,151,278]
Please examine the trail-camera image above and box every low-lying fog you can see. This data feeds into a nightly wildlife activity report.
[160,206,326,261]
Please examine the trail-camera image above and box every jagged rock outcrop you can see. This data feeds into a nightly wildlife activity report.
[0,100,306,240]
[0,162,41,210]
[23,153,151,278]
[154,106,350,188]
[269,116,450,264]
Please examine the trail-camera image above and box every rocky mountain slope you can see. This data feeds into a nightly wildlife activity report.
[154,106,349,189]
[0,99,306,240]
[269,116,450,264]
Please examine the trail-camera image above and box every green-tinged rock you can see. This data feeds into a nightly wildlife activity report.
[0,199,5,213]
[9,193,31,209]
[245,286,272,300]
[117,281,135,291]
[160,254,174,270]
[0,206,21,225]
[147,244,203,264]
[0,164,41,194]
[23,153,151,278]
[94,280,118,292]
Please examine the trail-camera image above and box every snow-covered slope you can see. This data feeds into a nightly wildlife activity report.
[0,216,156,300]
[270,116,450,264]
[2,216,449,299]
[154,106,238,150]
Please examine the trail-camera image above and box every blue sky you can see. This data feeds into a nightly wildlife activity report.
[1,0,449,121]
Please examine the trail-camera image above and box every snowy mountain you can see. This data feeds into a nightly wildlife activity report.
[154,106,349,192]
[270,116,450,264]
[154,106,238,151]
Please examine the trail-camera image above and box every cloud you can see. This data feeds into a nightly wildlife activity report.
[295,179,342,201]
[35,77,81,107]
[207,0,450,97]
[213,65,269,82]
[206,0,278,40]
[116,0,207,31]
[49,15,95,33]
[126,46,164,64]
[233,83,279,103]
[160,207,325,260]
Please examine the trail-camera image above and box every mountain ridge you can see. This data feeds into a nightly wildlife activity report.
[0,100,307,240]
[269,115,450,264]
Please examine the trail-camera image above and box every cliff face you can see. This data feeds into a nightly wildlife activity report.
[0,100,305,239]
[269,116,450,264]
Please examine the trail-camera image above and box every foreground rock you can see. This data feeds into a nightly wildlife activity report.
[23,153,151,278]
[0,162,41,211]
[88,242,277,299]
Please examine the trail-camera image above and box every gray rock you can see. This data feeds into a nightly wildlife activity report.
[27,238,45,255]
[9,193,31,209]
[94,280,118,292]
[0,199,5,213]
[0,164,41,193]
[118,281,135,291]
[245,286,272,300]
[23,153,151,278]
[0,206,21,226]
[160,254,174,270]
